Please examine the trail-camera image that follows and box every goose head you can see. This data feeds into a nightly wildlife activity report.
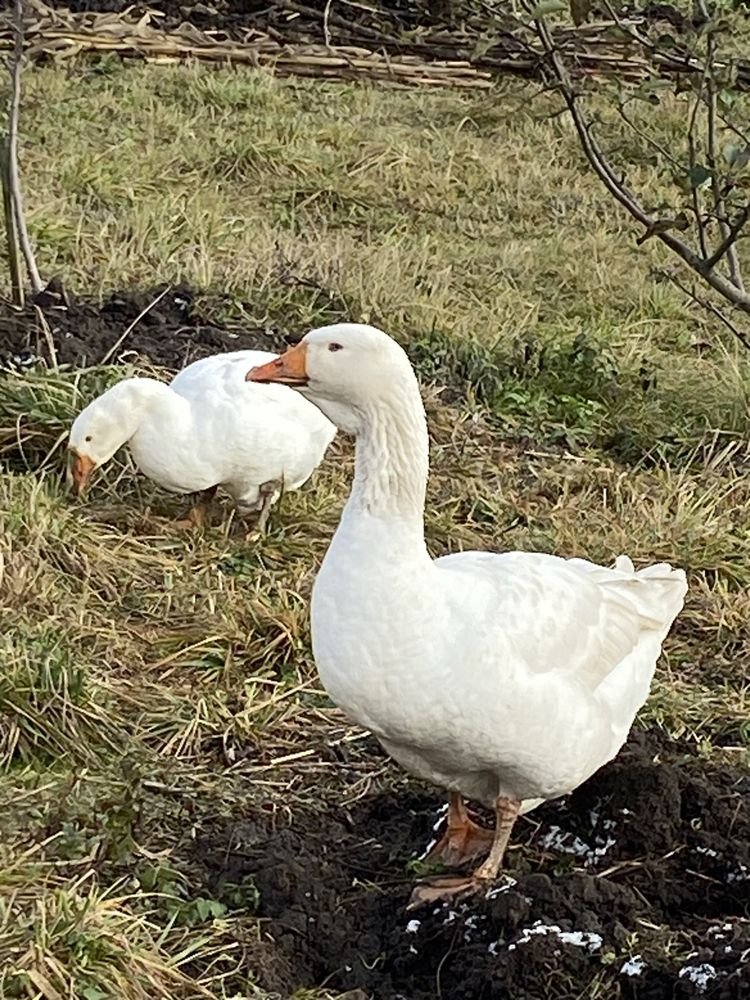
[246,323,415,433]
[68,379,151,494]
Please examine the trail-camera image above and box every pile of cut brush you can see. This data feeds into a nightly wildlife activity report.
[4,0,749,91]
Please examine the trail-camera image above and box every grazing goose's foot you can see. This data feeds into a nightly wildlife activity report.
[427,791,495,866]
[173,486,218,530]
[407,796,521,911]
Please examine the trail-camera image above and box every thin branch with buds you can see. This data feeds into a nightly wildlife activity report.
[527,7,750,316]
[702,204,750,272]
[704,31,744,290]
[663,269,750,351]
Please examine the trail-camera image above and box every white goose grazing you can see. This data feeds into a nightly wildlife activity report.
[247,324,687,907]
[69,350,336,530]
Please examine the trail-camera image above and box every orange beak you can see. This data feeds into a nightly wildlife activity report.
[70,451,96,496]
[246,342,309,386]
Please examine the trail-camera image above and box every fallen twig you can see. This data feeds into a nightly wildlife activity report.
[99,286,172,365]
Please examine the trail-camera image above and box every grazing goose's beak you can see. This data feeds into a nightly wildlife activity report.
[247,342,309,387]
[70,451,96,495]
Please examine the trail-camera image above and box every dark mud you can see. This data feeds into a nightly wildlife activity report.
[190,731,750,1000]
[0,286,289,370]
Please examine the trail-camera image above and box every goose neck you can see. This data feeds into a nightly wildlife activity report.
[347,387,429,525]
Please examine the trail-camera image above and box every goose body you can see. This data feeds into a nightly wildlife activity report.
[315,530,681,810]
[69,350,336,515]
[247,324,687,902]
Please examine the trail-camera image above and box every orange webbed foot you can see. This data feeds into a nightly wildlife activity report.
[425,792,494,867]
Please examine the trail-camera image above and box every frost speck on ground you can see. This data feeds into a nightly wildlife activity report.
[726,863,749,884]
[538,822,617,865]
[678,963,718,992]
[485,876,518,899]
[620,955,646,976]
[417,802,450,857]
[695,845,719,858]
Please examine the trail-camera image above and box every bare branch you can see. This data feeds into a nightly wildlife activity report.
[617,97,683,173]
[0,137,23,306]
[704,30,744,290]
[7,0,42,295]
[528,9,750,316]
[663,268,750,352]
[702,204,750,273]
[716,110,750,149]
[686,56,711,259]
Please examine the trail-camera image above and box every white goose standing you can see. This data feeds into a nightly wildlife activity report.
[247,324,687,907]
[69,349,336,530]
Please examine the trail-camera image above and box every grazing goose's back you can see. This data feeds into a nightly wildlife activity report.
[138,350,336,497]
[68,350,336,514]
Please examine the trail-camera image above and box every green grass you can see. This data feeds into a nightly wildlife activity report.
[0,58,749,998]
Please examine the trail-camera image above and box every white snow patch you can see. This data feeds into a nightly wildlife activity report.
[507,921,602,953]
[538,824,616,865]
[463,912,484,942]
[539,826,590,858]
[678,963,717,993]
[708,924,731,940]
[559,930,603,951]
[405,919,421,934]
[620,955,646,976]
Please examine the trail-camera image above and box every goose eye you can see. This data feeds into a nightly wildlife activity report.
[85,435,92,442]
[328,342,343,352]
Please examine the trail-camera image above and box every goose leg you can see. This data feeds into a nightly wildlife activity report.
[174,486,218,529]
[407,796,521,911]
[426,792,495,866]
[243,479,282,538]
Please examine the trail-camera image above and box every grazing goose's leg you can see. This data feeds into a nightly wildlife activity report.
[255,479,282,533]
[240,479,283,539]
[174,485,218,529]
[407,796,521,910]
[426,792,495,866]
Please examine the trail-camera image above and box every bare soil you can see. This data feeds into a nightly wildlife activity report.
[188,731,749,1000]
[0,286,288,369]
